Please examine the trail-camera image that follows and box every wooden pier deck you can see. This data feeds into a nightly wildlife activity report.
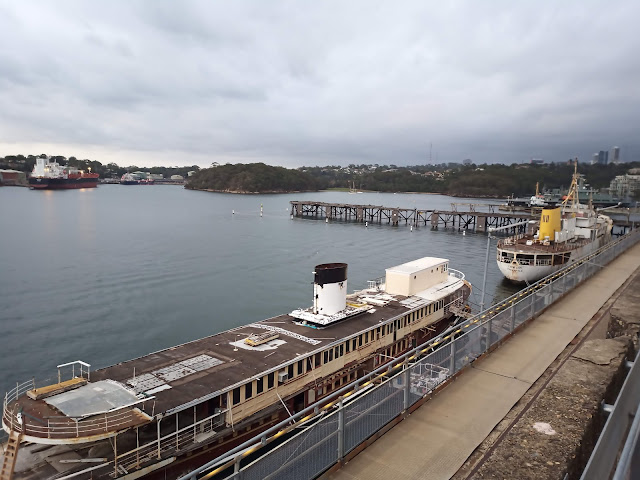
[289,201,532,232]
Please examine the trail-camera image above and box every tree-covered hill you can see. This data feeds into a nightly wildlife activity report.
[186,163,321,193]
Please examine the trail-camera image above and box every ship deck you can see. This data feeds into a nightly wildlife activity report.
[497,236,591,255]
[4,273,465,442]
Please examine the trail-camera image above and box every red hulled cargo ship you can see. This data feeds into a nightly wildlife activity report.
[29,157,99,189]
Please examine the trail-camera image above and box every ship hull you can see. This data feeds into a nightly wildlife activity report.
[29,177,98,189]
[497,236,606,284]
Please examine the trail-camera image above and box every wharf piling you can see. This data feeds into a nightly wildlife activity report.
[289,201,532,233]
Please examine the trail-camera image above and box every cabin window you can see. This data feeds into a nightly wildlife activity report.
[268,372,275,389]
[346,340,351,353]
[335,346,339,358]
[358,335,363,347]
[288,364,294,379]
[315,353,321,367]
[339,344,344,356]
[232,387,241,405]
[324,351,329,364]
[256,377,264,394]
[307,358,313,372]
[297,360,303,375]
[329,349,333,362]
[364,331,369,344]
[245,383,253,399]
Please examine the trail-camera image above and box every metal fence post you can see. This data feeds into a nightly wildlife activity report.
[510,304,516,332]
[234,456,243,480]
[337,398,345,461]
[486,316,493,349]
[449,335,456,374]
[403,368,411,410]
[530,292,536,319]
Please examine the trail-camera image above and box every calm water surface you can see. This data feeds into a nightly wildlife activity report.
[0,186,518,394]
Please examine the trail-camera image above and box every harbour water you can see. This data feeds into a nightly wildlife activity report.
[0,186,518,396]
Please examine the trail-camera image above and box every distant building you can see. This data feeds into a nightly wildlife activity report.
[592,153,599,165]
[530,158,544,165]
[0,169,27,186]
[611,146,621,164]
[462,159,472,166]
[170,174,184,181]
[609,174,640,198]
[150,173,164,180]
[598,150,609,165]
[187,171,196,177]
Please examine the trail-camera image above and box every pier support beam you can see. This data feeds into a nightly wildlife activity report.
[476,215,487,232]
[431,212,439,229]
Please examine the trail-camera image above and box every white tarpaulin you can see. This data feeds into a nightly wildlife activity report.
[45,380,140,418]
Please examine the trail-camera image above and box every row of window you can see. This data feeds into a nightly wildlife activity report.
[231,299,445,406]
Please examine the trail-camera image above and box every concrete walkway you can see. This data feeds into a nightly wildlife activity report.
[327,242,640,480]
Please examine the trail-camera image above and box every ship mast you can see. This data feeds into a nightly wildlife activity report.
[561,159,580,212]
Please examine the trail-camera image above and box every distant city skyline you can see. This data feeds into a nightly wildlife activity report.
[1,1,639,168]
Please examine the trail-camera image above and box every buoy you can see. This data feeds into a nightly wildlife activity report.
[462,230,466,236]
[410,225,413,232]
[232,210,235,215]
[326,218,328,223]
[365,221,368,227]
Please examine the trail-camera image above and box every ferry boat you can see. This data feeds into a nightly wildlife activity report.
[497,166,613,284]
[2,257,470,479]
[28,157,99,189]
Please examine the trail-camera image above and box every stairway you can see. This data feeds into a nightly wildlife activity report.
[0,430,22,480]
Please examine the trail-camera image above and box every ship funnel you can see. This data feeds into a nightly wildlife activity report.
[313,263,347,315]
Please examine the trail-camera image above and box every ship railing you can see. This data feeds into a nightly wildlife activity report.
[2,395,148,439]
[114,409,226,472]
[56,360,91,383]
[448,268,465,281]
[366,276,385,290]
[2,379,36,432]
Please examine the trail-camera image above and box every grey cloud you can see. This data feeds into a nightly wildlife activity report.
[1,0,639,167]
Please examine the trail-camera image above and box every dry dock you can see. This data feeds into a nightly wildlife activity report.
[325,241,640,480]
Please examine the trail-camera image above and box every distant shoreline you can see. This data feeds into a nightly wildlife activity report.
[186,186,505,199]
[186,187,320,194]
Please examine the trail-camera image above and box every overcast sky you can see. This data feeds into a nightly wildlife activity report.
[1,1,639,168]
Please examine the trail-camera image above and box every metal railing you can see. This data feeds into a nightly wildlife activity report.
[581,348,640,480]
[115,410,226,472]
[180,228,640,480]
[2,377,148,439]
[448,268,465,280]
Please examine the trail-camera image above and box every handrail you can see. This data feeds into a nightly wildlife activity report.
[448,268,465,280]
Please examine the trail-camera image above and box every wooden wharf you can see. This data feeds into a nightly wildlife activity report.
[289,201,532,232]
